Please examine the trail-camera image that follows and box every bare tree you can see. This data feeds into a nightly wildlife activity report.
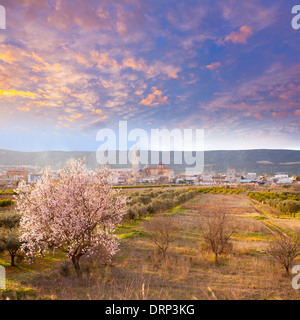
[201,206,236,264]
[146,216,178,260]
[268,232,300,274]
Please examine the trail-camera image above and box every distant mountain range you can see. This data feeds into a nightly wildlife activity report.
[0,149,299,174]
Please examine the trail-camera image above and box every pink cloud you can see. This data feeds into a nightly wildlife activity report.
[253,112,264,120]
[206,62,221,71]
[220,1,277,31]
[223,25,253,44]
[139,87,168,106]
[272,111,289,120]
[47,0,111,30]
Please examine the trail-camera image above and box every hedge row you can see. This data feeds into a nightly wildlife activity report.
[248,191,300,217]
[248,191,300,203]
[197,187,245,194]
[0,199,14,208]
[125,188,197,220]
[0,190,17,195]
[265,199,300,217]
[114,184,180,189]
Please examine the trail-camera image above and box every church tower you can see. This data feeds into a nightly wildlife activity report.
[132,145,140,175]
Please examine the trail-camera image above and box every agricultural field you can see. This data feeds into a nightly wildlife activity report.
[1,185,300,300]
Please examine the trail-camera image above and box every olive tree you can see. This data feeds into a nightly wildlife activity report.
[0,212,22,266]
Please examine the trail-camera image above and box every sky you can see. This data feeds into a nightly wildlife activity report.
[0,0,299,152]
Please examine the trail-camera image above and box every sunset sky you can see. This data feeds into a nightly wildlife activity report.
[0,0,299,151]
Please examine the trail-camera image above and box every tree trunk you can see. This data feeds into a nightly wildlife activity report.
[72,255,82,278]
[162,250,167,261]
[215,253,218,265]
[11,254,15,267]
[285,265,290,274]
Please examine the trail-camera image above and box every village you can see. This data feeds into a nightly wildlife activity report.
[0,148,298,189]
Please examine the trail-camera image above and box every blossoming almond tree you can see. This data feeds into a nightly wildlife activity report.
[15,159,127,277]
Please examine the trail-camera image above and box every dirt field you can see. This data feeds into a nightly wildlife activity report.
[109,193,300,300]
[2,192,300,300]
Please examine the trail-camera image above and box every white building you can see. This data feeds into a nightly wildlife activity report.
[275,174,288,179]
[276,178,293,184]
[245,173,257,180]
[202,174,213,181]
[28,173,42,184]
[226,169,238,183]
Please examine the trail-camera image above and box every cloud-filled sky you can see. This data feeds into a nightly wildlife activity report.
[0,0,299,151]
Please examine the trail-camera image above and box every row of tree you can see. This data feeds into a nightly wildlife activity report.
[126,189,197,220]
[266,199,300,217]
[248,191,300,202]
[197,187,244,194]
[248,191,300,216]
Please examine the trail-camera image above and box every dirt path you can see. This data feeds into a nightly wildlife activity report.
[249,199,293,239]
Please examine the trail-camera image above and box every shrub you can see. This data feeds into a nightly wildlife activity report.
[59,261,72,278]
[0,199,14,208]
[126,207,138,220]
[0,212,20,229]
[136,205,147,218]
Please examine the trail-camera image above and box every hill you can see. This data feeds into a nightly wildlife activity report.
[0,149,299,174]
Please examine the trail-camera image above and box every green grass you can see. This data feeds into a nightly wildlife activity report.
[170,206,187,213]
[265,220,295,237]
[190,197,202,204]
[232,232,268,241]
[170,205,181,211]
[0,251,66,299]
[119,230,148,239]
[252,216,268,221]
[116,215,154,239]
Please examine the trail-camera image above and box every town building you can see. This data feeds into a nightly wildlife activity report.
[131,145,140,175]
[0,171,10,186]
[143,162,174,182]
[28,173,42,184]
[276,177,293,185]
[6,168,29,184]
[245,173,257,180]
[226,168,239,183]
